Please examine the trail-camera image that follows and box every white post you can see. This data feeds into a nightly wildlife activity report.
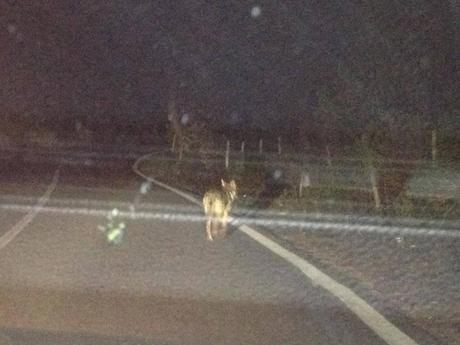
[277,136,282,155]
[431,129,437,167]
[241,141,245,154]
[225,140,230,169]
[298,172,311,197]
[259,139,263,154]
[369,167,381,209]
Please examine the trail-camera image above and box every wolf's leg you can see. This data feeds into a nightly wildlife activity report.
[206,218,213,241]
[221,211,228,234]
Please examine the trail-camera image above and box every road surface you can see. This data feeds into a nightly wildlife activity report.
[0,159,388,345]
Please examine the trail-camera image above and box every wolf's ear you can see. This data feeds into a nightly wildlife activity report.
[221,179,226,187]
[229,180,236,188]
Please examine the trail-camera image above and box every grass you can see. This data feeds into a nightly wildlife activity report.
[139,151,459,222]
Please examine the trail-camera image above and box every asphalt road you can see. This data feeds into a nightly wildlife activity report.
[0,160,387,345]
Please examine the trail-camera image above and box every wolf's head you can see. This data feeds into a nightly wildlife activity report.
[221,179,237,201]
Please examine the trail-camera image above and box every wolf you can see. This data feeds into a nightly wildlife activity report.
[202,179,237,241]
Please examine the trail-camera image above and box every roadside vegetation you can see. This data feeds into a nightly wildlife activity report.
[138,148,460,222]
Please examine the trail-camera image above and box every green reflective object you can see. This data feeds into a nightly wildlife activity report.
[106,227,124,245]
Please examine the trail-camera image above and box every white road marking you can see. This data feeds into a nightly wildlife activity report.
[0,170,59,251]
[238,224,419,345]
[132,153,421,345]
[1,191,459,231]
[0,202,458,241]
[132,154,199,205]
[0,204,207,222]
[1,194,458,238]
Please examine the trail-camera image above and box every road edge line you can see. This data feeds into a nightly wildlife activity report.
[0,169,60,251]
[133,153,420,345]
[237,224,419,345]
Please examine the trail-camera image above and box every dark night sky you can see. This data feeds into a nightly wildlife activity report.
[1,0,459,134]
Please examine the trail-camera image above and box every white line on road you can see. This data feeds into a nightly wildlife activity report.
[132,153,420,345]
[0,170,60,251]
[1,203,459,242]
[0,204,207,222]
[238,224,419,345]
[2,193,459,237]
